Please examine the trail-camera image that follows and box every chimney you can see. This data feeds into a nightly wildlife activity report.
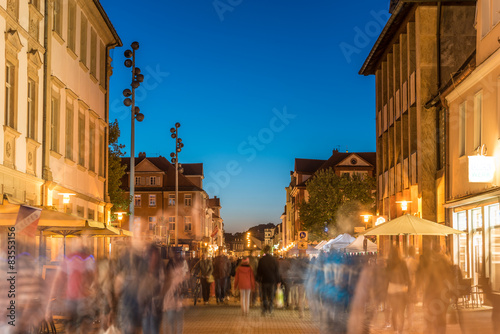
[138,152,146,158]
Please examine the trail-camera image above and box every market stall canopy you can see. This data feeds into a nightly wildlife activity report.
[323,233,355,250]
[363,214,464,236]
[345,236,377,253]
[287,243,319,256]
[314,240,328,250]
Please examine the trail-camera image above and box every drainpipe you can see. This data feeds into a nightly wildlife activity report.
[40,0,52,268]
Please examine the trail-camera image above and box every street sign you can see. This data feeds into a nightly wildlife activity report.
[298,242,308,250]
[298,231,308,240]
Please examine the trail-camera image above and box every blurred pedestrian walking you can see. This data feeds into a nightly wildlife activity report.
[386,246,409,334]
[234,257,255,315]
[46,238,96,334]
[162,250,189,334]
[257,245,280,316]
[418,243,454,334]
[213,249,231,304]
[198,252,213,305]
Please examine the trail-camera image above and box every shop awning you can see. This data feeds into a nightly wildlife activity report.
[363,214,464,236]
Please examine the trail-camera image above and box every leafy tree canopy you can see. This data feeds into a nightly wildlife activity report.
[108,120,130,215]
[299,168,375,241]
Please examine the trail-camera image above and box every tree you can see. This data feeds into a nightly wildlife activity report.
[108,120,130,216]
[299,168,375,241]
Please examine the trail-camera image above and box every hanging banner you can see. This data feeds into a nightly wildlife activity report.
[15,205,41,237]
[211,225,219,238]
[468,156,495,183]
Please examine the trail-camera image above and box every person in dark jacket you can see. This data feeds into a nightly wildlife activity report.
[198,252,213,305]
[257,246,280,315]
[213,250,231,304]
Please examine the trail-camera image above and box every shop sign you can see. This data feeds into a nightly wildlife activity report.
[298,242,308,250]
[468,156,495,182]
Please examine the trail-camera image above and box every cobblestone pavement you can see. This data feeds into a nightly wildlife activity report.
[53,298,496,333]
[183,299,320,334]
[183,298,495,334]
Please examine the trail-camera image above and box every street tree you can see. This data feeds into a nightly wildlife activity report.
[299,167,375,241]
[108,120,130,217]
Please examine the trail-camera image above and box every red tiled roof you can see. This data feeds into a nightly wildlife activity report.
[182,163,203,176]
[317,151,376,172]
[120,156,204,192]
[294,158,326,173]
[208,197,221,207]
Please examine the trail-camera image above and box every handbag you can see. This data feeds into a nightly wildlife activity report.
[275,287,284,308]
[104,325,120,334]
[387,281,408,294]
[207,274,214,283]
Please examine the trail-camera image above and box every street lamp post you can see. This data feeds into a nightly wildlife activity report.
[170,123,184,246]
[123,41,145,233]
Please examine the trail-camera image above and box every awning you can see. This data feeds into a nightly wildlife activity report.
[363,214,464,236]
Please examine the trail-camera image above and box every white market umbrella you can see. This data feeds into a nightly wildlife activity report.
[363,214,464,236]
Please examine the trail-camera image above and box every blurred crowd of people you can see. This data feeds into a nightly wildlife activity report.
[0,237,191,334]
[2,238,498,334]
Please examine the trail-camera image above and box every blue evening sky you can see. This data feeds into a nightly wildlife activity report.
[102,0,389,233]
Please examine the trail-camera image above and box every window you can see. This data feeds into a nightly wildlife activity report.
[149,194,156,207]
[184,216,192,231]
[80,15,88,65]
[459,102,466,157]
[76,205,84,217]
[78,112,85,165]
[5,62,16,129]
[98,130,104,176]
[135,176,141,186]
[149,176,157,186]
[53,0,62,37]
[474,92,482,150]
[90,28,97,77]
[65,102,74,160]
[481,0,500,37]
[148,216,157,231]
[472,208,483,229]
[27,79,36,139]
[67,0,76,52]
[50,96,60,152]
[99,41,106,84]
[168,194,175,206]
[88,209,95,220]
[89,120,95,171]
[168,217,175,231]
[134,194,141,207]
[184,194,192,206]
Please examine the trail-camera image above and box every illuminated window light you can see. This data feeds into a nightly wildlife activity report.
[60,193,75,204]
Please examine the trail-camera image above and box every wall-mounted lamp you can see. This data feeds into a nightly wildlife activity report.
[396,200,412,212]
[115,211,126,221]
[60,193,75,204]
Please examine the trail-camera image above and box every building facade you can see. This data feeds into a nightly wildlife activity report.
[443,0,500,290]
[121,154,214,252]
[1,0,121,261]
[360,1,475,231]
[208,196,223,248]
[284,150,375,247]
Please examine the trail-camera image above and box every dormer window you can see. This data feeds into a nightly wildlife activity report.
[149,176,157,186]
